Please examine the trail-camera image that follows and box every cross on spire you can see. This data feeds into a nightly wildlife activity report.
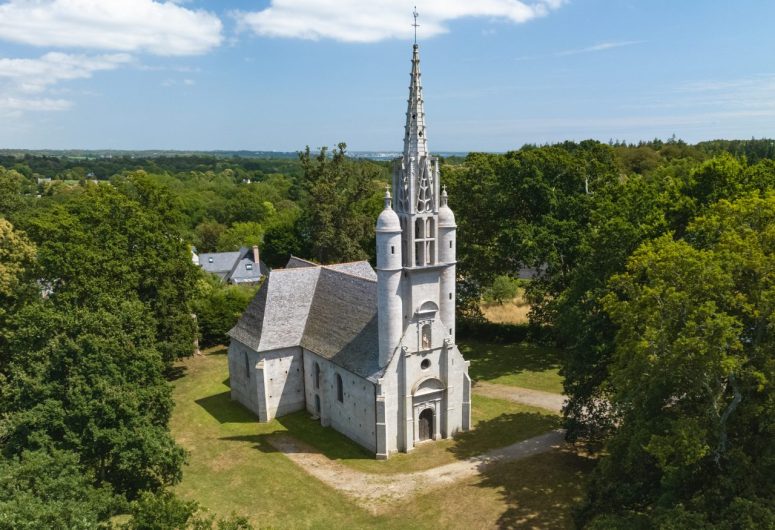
[412,7,419,45]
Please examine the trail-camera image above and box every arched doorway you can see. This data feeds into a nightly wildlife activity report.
[418,408,434,441]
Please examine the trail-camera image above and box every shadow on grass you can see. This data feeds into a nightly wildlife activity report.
[166,365,188,381]
[460,340,561,382]
[450,411,562,460]
[195,391,257,424]
[202,346,228,356]
[218,434,280,454]
[276,412,374,461]
[215,408,374,461]
[477,448,595,529]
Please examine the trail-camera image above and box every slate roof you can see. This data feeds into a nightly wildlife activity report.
[229,259,382,380]
[200,251,241,276]
[197,247,268,284]
[285,256,317,269]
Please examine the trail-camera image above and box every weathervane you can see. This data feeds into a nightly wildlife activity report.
[412,6,419,45]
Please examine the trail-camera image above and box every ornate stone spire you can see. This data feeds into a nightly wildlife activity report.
[404,43,428,160]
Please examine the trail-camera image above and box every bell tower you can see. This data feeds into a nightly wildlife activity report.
[389,41,456,343]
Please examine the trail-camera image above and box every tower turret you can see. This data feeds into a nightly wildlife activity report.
[438,186,457,340]
[376,188,403,367]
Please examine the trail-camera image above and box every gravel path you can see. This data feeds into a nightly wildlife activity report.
[268,429,566,512]
[473,381,566,413]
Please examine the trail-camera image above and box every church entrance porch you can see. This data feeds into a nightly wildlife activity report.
[418,408,434,441]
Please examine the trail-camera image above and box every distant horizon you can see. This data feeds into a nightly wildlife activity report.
[2,135,774,158]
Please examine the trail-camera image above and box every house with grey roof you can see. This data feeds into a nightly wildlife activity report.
[227,43,471,458]
[194,245,268,285]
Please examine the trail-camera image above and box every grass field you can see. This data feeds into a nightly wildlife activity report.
[460,340,565,394]
[171,348,588,528]
[481,288,530,325]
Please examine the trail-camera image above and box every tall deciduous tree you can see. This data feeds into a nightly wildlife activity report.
[19,183,198,364]
[298,143,384,264]
[577,193,775,527]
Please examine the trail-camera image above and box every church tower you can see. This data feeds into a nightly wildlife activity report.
[376,41,457,368]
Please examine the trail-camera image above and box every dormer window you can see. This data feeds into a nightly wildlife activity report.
[208,257,214,263]
[246,263,253,271]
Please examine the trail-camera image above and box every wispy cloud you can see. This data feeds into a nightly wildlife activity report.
[0,52,132,116]
[233,0,566,43]
[0,53,132,93]
[555,40,644,57]
[0,0,223,56]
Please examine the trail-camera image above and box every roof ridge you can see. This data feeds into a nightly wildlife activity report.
[326,259,372,266]
[319,265,377,283]
[287,255,318,266]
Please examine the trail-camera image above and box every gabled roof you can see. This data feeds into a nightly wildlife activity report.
[199,251,241,274]
[302,267,380,379]
[229,259,382,380]
[197,247,267,283]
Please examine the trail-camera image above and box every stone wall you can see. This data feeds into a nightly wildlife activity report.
[227,342,304,422]
[303,349,377,453]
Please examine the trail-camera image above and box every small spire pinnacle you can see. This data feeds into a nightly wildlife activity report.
[441,185,448,207]
[412,7,419,46]
[384,185,392,209]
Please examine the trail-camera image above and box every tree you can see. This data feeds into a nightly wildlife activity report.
[217,222,264,251]
[19,183,198,363]
[0,448,116,530]
[577,193,775,527]
[195,220,228,253]
[193,274,259,348]
[0,167,27,218]
[298,144,385,264]
[1,301,186,497]
[0,219,36,348]
[483,275,520,304]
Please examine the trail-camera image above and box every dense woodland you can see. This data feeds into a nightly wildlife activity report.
[1,138,773,528]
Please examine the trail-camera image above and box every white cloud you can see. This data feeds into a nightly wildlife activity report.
[0,52,132,93]
[233,0,565,43]
[555,40,643,57]
[0,0,223,56]
[0,96,71,112]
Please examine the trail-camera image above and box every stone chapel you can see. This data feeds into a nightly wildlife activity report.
[227,43,472,459]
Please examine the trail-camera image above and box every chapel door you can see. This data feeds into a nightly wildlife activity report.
[419,408,434,441]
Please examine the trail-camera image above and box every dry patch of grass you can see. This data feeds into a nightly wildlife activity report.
[481,289,531,325]
[399,449,595,529]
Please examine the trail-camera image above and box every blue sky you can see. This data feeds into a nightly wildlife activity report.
[0,0,774,152]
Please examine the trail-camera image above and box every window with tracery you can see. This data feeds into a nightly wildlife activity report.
[416,165,433,213]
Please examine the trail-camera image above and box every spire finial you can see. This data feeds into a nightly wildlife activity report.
[384,185,392,209]
[412,7,419,45]
[441,185,448,207]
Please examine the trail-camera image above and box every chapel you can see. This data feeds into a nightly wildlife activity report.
[227,43,472,458]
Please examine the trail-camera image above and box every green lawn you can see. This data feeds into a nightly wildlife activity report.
[281,394,559,475]
[460,339,565,394]
[171,348,585,527]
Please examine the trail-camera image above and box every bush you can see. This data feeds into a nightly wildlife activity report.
[193,275,259,348]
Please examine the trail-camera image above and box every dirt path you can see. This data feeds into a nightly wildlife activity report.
[268,429,566,513]
[473,381,566,413]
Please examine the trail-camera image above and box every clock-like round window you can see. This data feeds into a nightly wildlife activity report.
[421,359,431,370]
